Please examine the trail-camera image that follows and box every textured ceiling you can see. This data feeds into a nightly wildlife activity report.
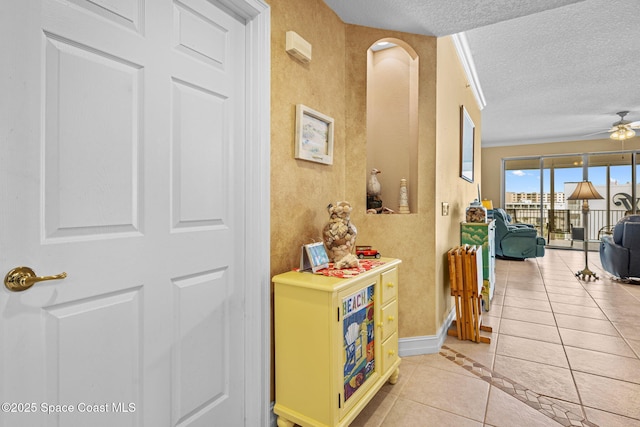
[323,0,640,147]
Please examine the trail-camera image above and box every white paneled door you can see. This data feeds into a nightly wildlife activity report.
[1,1,269,426]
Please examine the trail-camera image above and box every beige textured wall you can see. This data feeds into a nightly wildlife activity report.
[481,138,640,207]
[268,1,483,398]
[269,0,346,277]
[268,0,345,399]
[435,37,483,328]
[344,25,439,338]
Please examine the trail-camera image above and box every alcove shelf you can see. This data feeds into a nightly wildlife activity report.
[366,38,418,214]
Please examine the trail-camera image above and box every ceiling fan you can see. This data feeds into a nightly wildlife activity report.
[606,111,640,141]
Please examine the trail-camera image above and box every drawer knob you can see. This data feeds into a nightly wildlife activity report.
[377,322,383,327]
[386,282,394,288]
[388,350,396,356]
[387,316,395,321]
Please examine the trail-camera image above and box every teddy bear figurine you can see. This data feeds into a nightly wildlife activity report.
[323,201,358,262]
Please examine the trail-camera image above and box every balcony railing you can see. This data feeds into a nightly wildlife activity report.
[504,208,631,249]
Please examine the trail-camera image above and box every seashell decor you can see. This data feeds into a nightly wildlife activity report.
[466,206,487,223]
[323,201,357,262]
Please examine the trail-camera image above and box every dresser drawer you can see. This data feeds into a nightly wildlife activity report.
[379,300,398,341]
[381,332,398,374]
[380,267,398,305]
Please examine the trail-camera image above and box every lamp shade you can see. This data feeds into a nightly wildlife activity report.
[567,181,604,200]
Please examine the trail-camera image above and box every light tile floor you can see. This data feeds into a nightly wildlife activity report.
[351,249,640,427]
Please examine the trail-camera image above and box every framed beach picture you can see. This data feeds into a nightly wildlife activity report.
[460,105,475,183]
[295,104,334,165]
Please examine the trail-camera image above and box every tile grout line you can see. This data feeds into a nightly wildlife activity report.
[571,273,640,361]
[539,257,591,423]
[525,256,599,425]
[439,345,598,427]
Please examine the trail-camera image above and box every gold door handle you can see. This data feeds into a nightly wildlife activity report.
[4,267,67,292]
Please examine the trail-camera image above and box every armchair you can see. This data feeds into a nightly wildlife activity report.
[493,209,545,259]
[599,215,640,279]
[493,208,535,229]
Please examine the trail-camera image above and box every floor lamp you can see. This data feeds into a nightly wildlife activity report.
[567,181,603,280]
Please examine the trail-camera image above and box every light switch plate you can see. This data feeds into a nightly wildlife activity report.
[442,202,449,216]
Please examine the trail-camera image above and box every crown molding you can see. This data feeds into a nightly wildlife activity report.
[452,32,486,111]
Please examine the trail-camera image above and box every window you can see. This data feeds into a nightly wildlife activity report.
[503,151,639,250]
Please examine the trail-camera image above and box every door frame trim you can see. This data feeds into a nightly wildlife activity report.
[233,0,271,425]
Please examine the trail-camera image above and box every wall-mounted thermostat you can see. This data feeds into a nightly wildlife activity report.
[286,31,312,63]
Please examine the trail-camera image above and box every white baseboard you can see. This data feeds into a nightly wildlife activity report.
[398,306,456,356]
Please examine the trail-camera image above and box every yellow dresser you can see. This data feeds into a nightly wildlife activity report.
[273,258,401,427]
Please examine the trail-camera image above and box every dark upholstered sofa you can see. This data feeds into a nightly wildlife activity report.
[600,215,640,279]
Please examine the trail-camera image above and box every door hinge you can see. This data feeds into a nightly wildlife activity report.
[337,307,340,322]
[338,393,341,409]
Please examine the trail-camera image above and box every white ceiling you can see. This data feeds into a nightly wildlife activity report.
[323,0,640,147]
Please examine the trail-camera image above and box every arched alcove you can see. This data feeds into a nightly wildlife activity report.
[366,38,419,213]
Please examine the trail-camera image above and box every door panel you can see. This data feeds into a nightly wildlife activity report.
[171,78,226,229]
[44,34,142,238]
[173,0,228,68]
[66,0,144,32]
[1,1,248,426]
[44,288,142,427]
[172,269,229,425]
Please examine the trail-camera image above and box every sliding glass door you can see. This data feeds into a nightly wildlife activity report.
[588,152,633,228]
[503,151,639,251]
[542,156,583,248]
[503,157,543,235]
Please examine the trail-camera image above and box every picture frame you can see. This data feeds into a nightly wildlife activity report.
[299,242,330,273]
[295,104,334,165]
[460,105,475,183]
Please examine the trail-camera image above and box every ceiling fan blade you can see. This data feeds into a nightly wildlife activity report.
[629,120,640,128]
[582,129,610,137]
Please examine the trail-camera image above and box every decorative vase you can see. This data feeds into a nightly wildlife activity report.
[323,201,357,262]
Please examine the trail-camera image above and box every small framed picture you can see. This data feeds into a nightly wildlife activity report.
[300,242,330,273]
[295,104,334,165]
